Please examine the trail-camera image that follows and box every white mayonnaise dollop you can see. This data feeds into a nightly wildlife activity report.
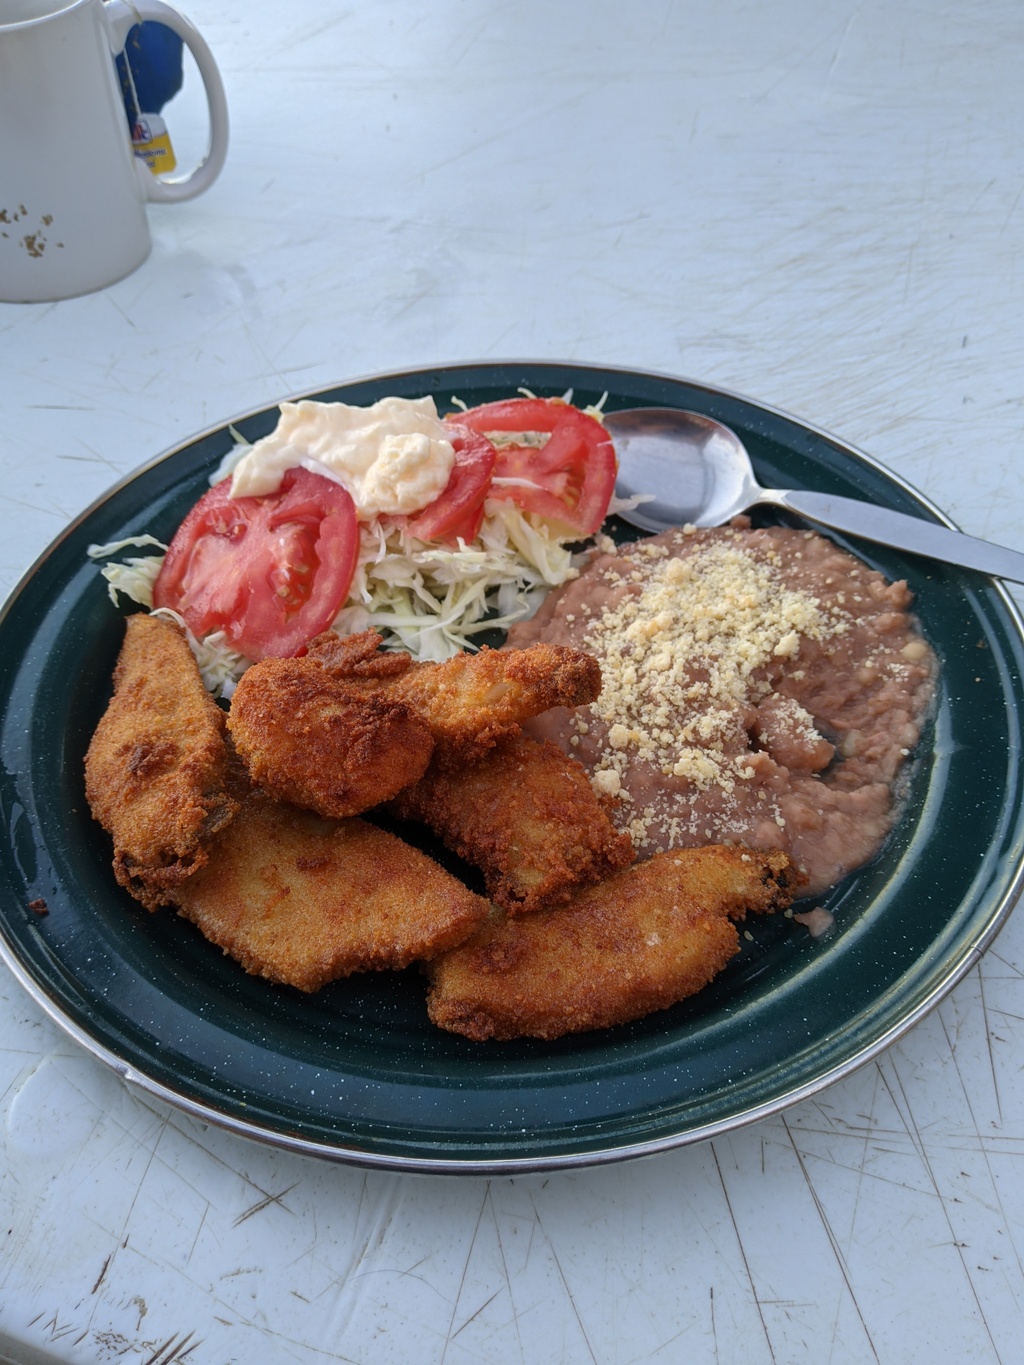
[229,395,456,519]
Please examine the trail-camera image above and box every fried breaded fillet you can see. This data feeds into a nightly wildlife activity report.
[170,790,489,991]
[84,613,238,910]
[227,655,434,818]
[305,629,602,766]
[425,846,800,1040]
[391,733,635,914]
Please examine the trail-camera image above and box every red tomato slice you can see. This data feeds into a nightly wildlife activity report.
[152,467,359,660]
[454,397,617,536]
[398,424,496,544]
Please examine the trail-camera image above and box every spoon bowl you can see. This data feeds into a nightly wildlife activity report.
[603,406,1024,584]
[605,408,761,531]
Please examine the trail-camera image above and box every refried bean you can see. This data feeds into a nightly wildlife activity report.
[507,520,937,897]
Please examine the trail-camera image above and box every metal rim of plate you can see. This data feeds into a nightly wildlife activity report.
[2,358,1023,1175]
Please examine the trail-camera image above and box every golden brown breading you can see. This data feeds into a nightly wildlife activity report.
[171,791,489,991]
[306,629,602,766]
[227,655,434,818]
[84,613,239,910]
[303,629,412,678]
[424,846,800,1040]
[391,733,635,913]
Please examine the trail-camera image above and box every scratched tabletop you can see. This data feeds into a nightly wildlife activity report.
[3,2,1024,1361]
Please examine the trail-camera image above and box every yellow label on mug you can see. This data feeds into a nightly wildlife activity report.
[131,113,177,175]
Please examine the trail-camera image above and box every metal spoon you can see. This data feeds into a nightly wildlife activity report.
[605,406,1024,583]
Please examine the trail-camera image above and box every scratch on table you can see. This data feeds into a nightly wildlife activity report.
[999,180,1024,234]
[116,1117,169,1228]
[420,79,608,180]
[447,1288,503,1343]
[219,1265,266,1281]
[877,1055,1006,1362]
[809,1100,844,1134]
[348,1255,442,1316]
[646,1323,694,1360]
[185,1202,210,1267]
[834,1065,882,1287]
[0,492,68,520]
[978,966,1004,1123]
[141,1330,202,1365]
[439,1180,492,1365]
[101,293,137,330]
[25,403,96,411]
[935,1009,1024,1290]
[150,1101,314,1221]
[902,241,918,304]
[711,1141,779,1362]
[526,1187,599,1365]
[353,1171,369,1233]
[780,1115,880,1362]
[233,1180,300,1226]
[388,275,438,323]
[827,4,861,76]
[392,1254,433,1279]
[91,1253,112,1294]
[58,444,122,473]
[984,992,1024,1023]
[273,14,353,59]
[486,1182,525,1359]
[28,1310,99,1349]
[954,947,1020,982]
[76,1110,172,1341]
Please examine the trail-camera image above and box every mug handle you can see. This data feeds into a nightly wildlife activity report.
[103,0,229,204]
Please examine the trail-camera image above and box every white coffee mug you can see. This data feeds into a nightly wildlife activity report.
[0,0,229,303]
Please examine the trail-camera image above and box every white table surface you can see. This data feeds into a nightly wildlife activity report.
[3,2,1024,1361]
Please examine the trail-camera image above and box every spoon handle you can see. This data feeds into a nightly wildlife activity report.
[766,489,1024,584]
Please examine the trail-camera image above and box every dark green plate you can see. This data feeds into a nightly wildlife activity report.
[3,361,1023,1173]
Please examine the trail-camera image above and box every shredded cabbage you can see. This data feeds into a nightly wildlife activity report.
[332,500,579,660]
[211,425,251,484]
[150,608,249,698]
[87,536,167,608]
